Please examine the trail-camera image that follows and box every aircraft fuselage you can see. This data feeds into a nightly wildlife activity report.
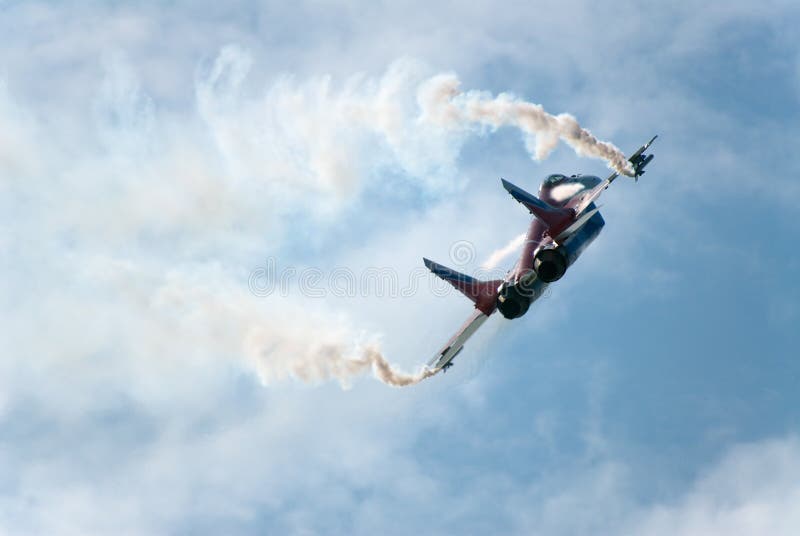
[496,175,606,319]
[423,135,657,372]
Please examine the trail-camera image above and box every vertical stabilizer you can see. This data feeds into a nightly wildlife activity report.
[500,178,573,232]
[423,258,501,315]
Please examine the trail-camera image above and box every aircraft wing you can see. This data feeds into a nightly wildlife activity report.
[571,135,657,216]
[427,309,490,371]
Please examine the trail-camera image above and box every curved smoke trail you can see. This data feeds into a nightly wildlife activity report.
[482,232,528,271]
[418,73,635,176]
[248,341,440,388]
[240,310,440,388]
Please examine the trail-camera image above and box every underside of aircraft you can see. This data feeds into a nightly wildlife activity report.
[425,136,658,371]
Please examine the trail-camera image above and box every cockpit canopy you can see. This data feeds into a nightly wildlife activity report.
[543,173,568,186]
[539,173,602,204]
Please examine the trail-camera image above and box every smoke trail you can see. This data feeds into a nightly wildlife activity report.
[418,73,635,176]
[196,50,635,212]
[145,267,441,389]
[482,232,528,270]
[361,347,439,386]
[244,330,440,388]
[277,345,439,387]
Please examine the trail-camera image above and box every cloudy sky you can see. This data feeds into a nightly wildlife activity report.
[2,1,800,534]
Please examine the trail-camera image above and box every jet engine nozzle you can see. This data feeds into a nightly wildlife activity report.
[533,247,567,283]
[496,283,532,319]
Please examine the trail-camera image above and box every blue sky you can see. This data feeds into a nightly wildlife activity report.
[1,1,800,534]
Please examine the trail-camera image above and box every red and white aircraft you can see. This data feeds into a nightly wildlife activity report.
[424,136,657,371]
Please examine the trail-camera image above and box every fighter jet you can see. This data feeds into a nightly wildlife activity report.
[424,135,657,372]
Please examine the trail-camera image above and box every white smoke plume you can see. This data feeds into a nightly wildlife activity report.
[482,232,528,270]
[195,48,634,212]
[144,264,440,388]
[245,337,440,388]
[417,73,636,176]
[239,298,440,388]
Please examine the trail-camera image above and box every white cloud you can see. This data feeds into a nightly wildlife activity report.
[1,1,799,534]
[630,436,800,536]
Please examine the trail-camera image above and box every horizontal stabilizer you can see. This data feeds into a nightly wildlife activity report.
[637,154,654,175]
[423,258,501,315]
[628,135,658,179]
[501,178,573,232]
